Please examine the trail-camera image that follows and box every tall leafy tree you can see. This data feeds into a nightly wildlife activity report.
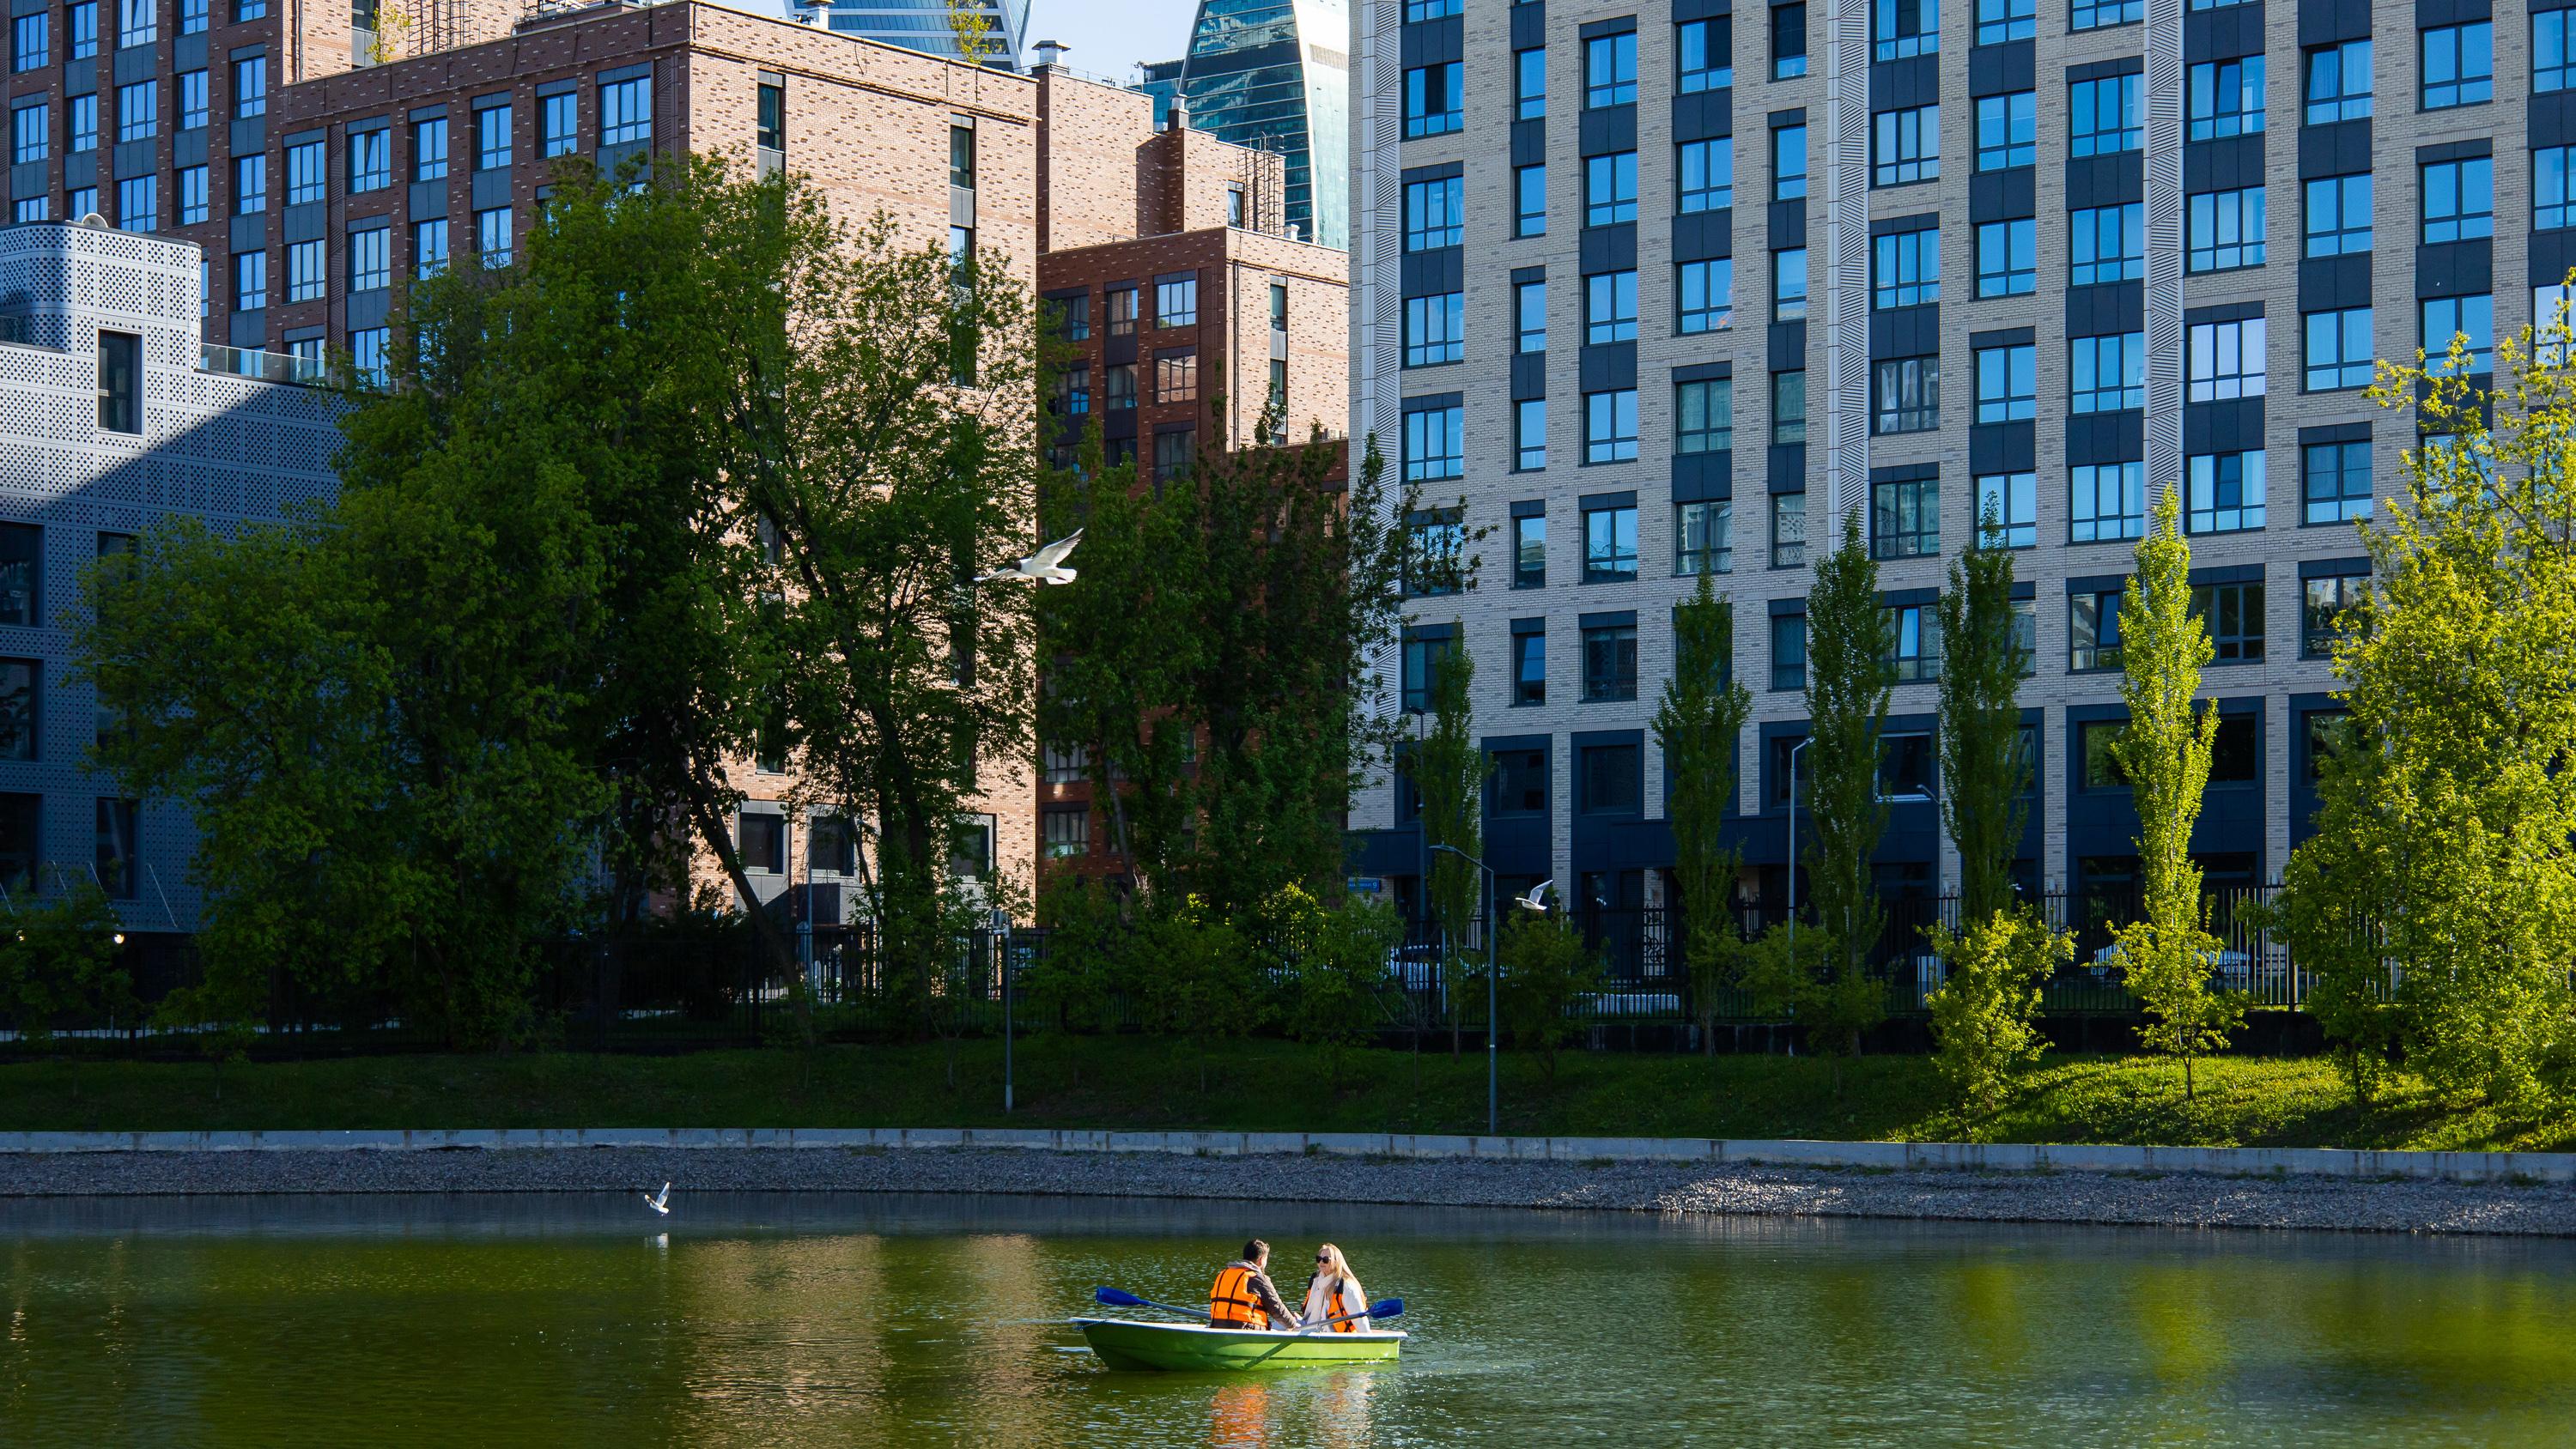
[1654,571,1752,1054]
[1405,627,1485,1052]
[2283,326,2576,1107]
[1936,505,2029,925]
[2110,487,2241,1099]
[1797,508,1893,1058]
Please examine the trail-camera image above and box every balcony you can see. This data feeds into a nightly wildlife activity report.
[201,343,325,385]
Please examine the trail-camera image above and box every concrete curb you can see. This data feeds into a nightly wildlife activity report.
[0,1128,2566,1184]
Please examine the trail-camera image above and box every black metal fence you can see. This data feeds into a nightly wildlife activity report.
[4,883,2322,1059]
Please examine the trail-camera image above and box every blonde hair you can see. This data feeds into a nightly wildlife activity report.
[1315,1243,1352,1281]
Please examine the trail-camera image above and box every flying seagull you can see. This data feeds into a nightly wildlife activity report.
[641,1181,671,1216]
[977,530,1083,586]
[1513,880,1553,912]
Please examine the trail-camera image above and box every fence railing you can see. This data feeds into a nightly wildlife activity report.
[4,883,2335,1058]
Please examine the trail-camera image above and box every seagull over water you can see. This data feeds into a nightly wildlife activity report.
[977,530,1082,586]
[642,1182,671,1216]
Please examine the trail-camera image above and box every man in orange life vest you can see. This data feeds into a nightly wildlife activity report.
[1208,1239,1303,1330]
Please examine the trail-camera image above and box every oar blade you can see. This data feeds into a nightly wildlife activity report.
[1366,1299,1403,1321]
[1094,1286,1146,1308]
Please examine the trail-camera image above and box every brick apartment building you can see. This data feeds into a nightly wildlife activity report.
[1027,64,1349,882]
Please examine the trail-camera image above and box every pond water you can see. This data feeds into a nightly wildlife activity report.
[7,1191,2576,1446]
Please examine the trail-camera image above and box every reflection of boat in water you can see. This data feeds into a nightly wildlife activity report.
[1071,1318,1406,1372]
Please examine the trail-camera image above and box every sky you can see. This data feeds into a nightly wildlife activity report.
[739,0,1199,82]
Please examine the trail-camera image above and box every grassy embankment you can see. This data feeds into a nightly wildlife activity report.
[4,1037,2573,1152]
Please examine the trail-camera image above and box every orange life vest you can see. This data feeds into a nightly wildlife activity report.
[1320,1277,1358,1332]
[1210,1264,1268,1329]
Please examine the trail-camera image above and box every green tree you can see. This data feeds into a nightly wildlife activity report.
[1403,627,1485,1052]
[1798,508,1893,1060]
[1653,571,1753,1055]
[2109,487,2243,1099]
[1495,907,1603,1083]
[2282,319,2576,1107]
[1937,504,2030,924]
[1136,901,1260,1094]
[1925,907,2071,1113]
[1273,886,1402,1089]
[0,887,128,1061]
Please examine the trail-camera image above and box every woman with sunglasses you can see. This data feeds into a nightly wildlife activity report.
[1299,1243,1370,1332]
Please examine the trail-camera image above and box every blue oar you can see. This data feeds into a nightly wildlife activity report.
[1238,1299,1406,1368]
[1093,1286,1207,1321]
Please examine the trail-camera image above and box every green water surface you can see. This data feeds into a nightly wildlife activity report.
[5,1191,2575,1446]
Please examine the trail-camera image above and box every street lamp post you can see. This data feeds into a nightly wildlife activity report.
[1430,843,1497,1137]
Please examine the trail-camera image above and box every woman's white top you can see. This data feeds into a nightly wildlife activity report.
[1302,1273,1370,1331]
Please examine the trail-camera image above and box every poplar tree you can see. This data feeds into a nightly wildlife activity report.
[2110,487,2241,1099]
[1654,570,1752,1054]
[1405,631,1486,1016]
[1936,504,2029,924]
[1796,508,1892,1058]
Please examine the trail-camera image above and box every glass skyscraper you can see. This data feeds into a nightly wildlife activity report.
[1177,0,1348,249]
[824,0,1031,69]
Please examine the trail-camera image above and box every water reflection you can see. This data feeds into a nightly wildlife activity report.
[7,1193,2576,1446]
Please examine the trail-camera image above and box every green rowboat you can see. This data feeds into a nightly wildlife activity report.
[1071,1318,1406,1372]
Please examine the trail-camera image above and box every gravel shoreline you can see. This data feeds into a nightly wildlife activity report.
[9,1146,2576,1236]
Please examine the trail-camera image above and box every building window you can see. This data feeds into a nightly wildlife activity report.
[2544,10,2576,94]
[1405,0,1461,17]
[1103,363,1136,410]
[96,330,139,433]
[1771,369,1807,446]
[2070,591,2123,670]
[66,0,95,58]
[542,91,578,156]
[1516,278,1547,352]
[1873,356,1939,435]
[175,70,207,131]
[1042,808,1087,859]
[477,206,513,267]
[233,153,264,215]
[1680,16,1732,90]
[1403,175,1462,251]
[2185,57,2264,142]
[1586,151,1638,225]
[2421,22,2492,110]
[68,187,96,221]
[1585,390,1639,464]
[1049,364,1089,419]
[286,239,323,301]
[1873,104,1939,186]
[1583,502,1639,581]
[1676,377,1733,453]
[477,103,512,170]
[1773,247,1807,320]
[2071,332,2145,413]
[115,79,155,142]
[2186,318,2265,402]
[1770,613,1807,688]
[114,174,153,232]
[1874,0,1936,61]
[1586,269,1638,343]
[1403,293,1464,367]
[1975,342,2035,422]
[1154,349,1197,403]
[1405,512,1463,597]
[352,328,390,387]
[1106,286,1138,337]
[69,94,96,154]
[1514,512,1546,585]
[1399,634,1455,712]
[1155,275,1197,327]
[1056,293,1091,343]
[1975,471,2037,548]
[1515,164,1548,236]
[1976,92,2034,170]
[10,12,46,70]
[1582,624,1639,702]
[1872,476,1939,559]
[2077,723,2130,791]
[1516,45,1546,119]
[9,103,45,165]
[2304,573,2366,656]
[2303,173,2371,256]
[2072,0,2140,27]
[350,128,391,191]
[1771,491,1807,567]
[2185,450,2267,533]
[2302,440,2372,524]
[177,164,207,224]
[1585,32,1637,106]
[2192,581,2265,663]
[1887,603,1941,682]
[1580,743,1643,813]
[0,660,36,761]
[1872,229,1938,310]
[2072,461,2145,543]
[2421,156,2494,246]
[2187,186,2265,272]
[1403,403,1464,481]
[1516,398,1548,471]
[2542,148,2576,231]
[1772,124,1807,200]
[1406,61,1463,136]
[600,76,651,145]
[2422,293,2494,373]
[1679,136,1734,212]
[1976,218,2035,296]
[1678,258,1732,333]
[0,527,33,627]
[233,249,266,310]
[350,227,390,292]
[1977,0,2033,42]
[1512,634,1546,706]
[2305,39,2372,123]
[226,0,257,21]
[1677,500,1733,575]
[1152,428,1194,488]
[284,138,322,203]
[13,197,47,222]
[2071,203,2144,284]
[2070,74,2142,156]
[1772,2,1807,78]
[412,115,448,181]
[233,53,264,119]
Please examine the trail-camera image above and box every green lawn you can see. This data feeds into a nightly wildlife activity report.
[6,1037,2573,1153]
